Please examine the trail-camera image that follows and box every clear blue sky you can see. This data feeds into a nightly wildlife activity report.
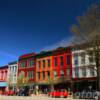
[0,0,99,66]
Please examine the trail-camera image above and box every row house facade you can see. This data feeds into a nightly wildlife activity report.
[0,65,8,92]
[36,51,53,91]
[72,46,97,92]
[52,47,72,91]
[35,47,72,92]
[8,61,18,91]
[18,53,36,89]
[0,46,98,93]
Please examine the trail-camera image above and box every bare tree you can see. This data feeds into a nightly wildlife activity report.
[17,71,29,87]
[71,3,100,95]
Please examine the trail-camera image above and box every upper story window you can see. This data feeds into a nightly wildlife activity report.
[54,58,57,67]
[80,53,85,64]
[27,71,34,79]
[66,68,70,76]
[10,67,12,72]
[9,67,12,73]
[28,59,34,67]
[60,70,64,76]
[90,68,95,77]
[73,54,78,65]
[60,56,64,66]
[14,66,17,73]
[38,61,41,69]
[88,51,95,64]
[66,55,71,65]
[47,71,50,79]
[43,71,45,79]
[54,71,57,77]
[43,60,45,68]
[47,59,50,67]
[74,67,79,78]
[82,68,86,77]
[20,62,26,68]
[37,72,40,80]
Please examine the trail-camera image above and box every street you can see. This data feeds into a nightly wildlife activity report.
[0,95,86,100]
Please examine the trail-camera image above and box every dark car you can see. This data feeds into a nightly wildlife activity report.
[17,86,29,96]
[17,89,25,96]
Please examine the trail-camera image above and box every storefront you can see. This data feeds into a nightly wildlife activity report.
[0,82,8,92]
[73,78,96,92]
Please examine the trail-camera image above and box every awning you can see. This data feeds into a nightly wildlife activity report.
[0,82,8,87]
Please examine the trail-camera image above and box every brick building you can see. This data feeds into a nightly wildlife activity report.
[35,51,53,92]
[35,47,72,92]
[18,53,36,89]
[0,65,8,92]
[52,47,72,91]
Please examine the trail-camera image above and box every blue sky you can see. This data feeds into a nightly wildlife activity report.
[0,0,99,66]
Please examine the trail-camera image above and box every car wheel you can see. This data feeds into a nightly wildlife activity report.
[49,94,51,97]
[60,95,64,98]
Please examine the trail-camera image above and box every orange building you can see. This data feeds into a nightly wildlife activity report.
[35,47,72,92]
[36,51,53,91]
[36,51,53,82]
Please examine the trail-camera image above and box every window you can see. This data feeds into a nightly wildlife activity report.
[43,60,45,68]
[54,58,57,67]
[66,55,71,65]
[20,62,26,68]
[66,68,70,76]
[80,53,85,64]
[14,66,17,73]
[54,71,57,77]
[82,68,86,77]
[60,56,64,66]
[90,68,95,76]
[74,54,78,65]
[43,72,45,79]
[47,59,50,67]
[10,67,12,73]
[27,71,34,79]
[37,72,40,80]
[88,52,95,63]
[47,71,50,79]
[38,61,41,68]
[11,66,14,73]
[28,59,34,67]
[74,67,79,77]
[60,70,64,76]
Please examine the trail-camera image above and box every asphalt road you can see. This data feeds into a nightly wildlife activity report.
[0,95,86,100]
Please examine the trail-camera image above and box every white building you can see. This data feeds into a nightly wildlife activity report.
[72,46,97,91]
[8,61,18,90]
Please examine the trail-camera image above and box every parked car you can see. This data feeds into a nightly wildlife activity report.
[48,89,68,98]
[17,88,25,96]
[5,90,15,96]
[17,86,29,96]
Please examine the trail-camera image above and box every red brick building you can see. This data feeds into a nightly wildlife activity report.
[18,53,36,89]
[52,47,72,91]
